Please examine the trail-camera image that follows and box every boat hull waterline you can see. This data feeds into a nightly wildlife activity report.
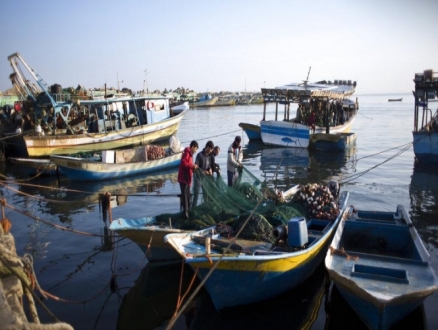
[51,152,182,181]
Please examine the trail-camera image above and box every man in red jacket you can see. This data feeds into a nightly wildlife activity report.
[178,140,199,219]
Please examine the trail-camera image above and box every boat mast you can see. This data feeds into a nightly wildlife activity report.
[303,66,311,89]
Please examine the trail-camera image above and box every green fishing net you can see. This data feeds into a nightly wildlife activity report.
[155,167,308,240]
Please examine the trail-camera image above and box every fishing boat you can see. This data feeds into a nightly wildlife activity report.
[165,187,349,311]
[214,97,236,106]
[309,132,357,152]
[50,145,182,181]
[325,205,438,330]
[412,69,438,163]
[388,98,403,102]
[6,52,186,157]
[238,122,261,140]
[191,94,218,107]
[109,174,307,262]
[8,157,57,176]
[259,75,358,148]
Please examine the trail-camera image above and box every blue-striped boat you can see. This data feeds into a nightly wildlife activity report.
[325,205,438,330]
[51,146,182,181]
[165,190,349,311]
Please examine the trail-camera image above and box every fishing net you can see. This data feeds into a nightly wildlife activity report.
[154,166,315,241]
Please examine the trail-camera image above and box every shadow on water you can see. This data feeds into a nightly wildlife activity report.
[189,263,328,330]
[117,261,330,330]
[117,261,201,330]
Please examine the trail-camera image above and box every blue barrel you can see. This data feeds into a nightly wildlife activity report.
[288,217,308,247]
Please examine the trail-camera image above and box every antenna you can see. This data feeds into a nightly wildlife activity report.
[303,66,312,84]
[117,73,123,92]
[144,69,149,94]
[302,66,311,88]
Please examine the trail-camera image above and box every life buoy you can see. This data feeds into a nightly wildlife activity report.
[147,101,155,110]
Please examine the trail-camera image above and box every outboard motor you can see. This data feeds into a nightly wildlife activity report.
[273,217,308,247]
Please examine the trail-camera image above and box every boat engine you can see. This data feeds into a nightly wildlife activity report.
[273,217,308,247]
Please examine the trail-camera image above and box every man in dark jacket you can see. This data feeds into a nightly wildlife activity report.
[193,141,214,206]
[211,146,221,175]
[178,140,198,219]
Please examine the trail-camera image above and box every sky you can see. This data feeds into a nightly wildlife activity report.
[1,0,437,95]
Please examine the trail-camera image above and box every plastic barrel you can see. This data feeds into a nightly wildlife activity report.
[287,217,308,247]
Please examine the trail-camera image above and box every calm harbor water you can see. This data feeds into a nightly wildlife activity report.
[2,93,437,329]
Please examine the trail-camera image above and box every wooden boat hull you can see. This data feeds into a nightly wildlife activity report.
[166,191,349,311]
[238,122,261,140]
[109,217,188,261]
[309,132,357,151]
[191,97,218,107]
[23,111,186,157]
[51,151,182,181]
[214,99,236,106]
[8,157,57,176]
[325,206,438,330]
[413,131,438,163]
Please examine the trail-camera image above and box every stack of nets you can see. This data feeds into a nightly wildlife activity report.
[146,145,167,160]
[155,167,310,243]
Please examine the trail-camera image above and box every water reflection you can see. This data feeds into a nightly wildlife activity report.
[117,260,330,330]
[409,162,438,248]
[8,166,178,219]
[257,145,357,189]
[190,264,328,330]
[259,147,309,190]
[117,261,199,330]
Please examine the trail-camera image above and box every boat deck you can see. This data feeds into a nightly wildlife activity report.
[330,250,436,297]
[329,216,437,299]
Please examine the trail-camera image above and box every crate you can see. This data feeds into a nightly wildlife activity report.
[115,146,147,163]
[102,150,115,163]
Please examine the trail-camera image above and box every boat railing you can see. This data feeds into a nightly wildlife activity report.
[37,93,71,105]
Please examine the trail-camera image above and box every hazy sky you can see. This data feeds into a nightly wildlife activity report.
[1,0,437,95]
